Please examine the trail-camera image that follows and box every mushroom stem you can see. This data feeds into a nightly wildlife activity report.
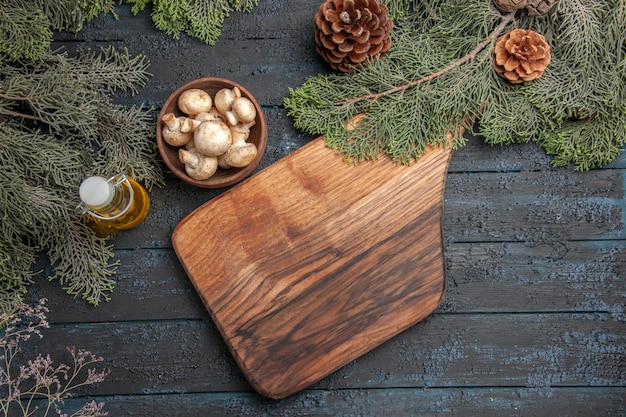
[224,96,257,127]
[162,113,200,146]
[162,113,181,131]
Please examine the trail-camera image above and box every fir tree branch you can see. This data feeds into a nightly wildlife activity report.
[0,47,163,308]
[0,0,115,62]
[0,108,44,122]
[336,11,516,107]
[0,92,41,101]
[286,0,625,170]
[48,218,118,306]
[126,0,260,45]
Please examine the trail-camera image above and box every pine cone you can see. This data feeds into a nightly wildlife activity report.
[493,0,557,14]
[524,0,558,16]
[492,0,527,13]
[493,29,551,84]
[314,0,393,73]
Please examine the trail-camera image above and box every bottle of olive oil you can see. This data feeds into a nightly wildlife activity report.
[78,174,150,237]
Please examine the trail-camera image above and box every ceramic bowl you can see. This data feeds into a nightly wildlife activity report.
[156,77,267,188]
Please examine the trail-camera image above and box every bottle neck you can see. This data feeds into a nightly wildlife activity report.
[77,174,134,220]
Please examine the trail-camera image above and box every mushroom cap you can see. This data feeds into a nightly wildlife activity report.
[162,115,200,147]
[223,142,258,168]
[214,87,241,115]
[178,88,213,117]
[194,120,232,157]
[163,128,193,147]
[231,97,257,124]
[195,108,225,123]
[179,149,219,180]
[218,153,232,169]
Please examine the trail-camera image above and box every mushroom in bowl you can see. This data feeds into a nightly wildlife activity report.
[156,78,268,188]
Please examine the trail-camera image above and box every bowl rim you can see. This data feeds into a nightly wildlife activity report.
[156,77,268,188]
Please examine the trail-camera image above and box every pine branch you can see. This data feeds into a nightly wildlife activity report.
[96,104,163,190]
[0,239,36,312]
[64,46,151,95]
[0,0,115,62]
[186,0,230,45]
[285,0,506,164]
[285,0,626,170]
[0,107,44,122]
[42,0,115,32]
[0,47,153,144]
[48,219,118,305]
[126,0,260,45]
[0,0,52,61]
[230,0,260,13]
[337,11,516,107]
[0,47,163,308]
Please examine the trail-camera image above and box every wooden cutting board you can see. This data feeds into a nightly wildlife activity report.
[172,135,452,399]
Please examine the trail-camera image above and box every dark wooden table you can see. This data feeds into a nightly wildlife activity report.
[27,1,625,415]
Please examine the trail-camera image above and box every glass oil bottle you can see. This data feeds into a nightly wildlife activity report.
[77,173,150,237]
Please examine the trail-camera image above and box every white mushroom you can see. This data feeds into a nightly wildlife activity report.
[224,96,257,127]
[217,153,232,169]
[222,123,258,168]
[161,113,201,147]
[178,149,218,180]
[193,120,232,157]
[185,138,197,152]
[195,108,225,123]
[177,88,212,117]
[213,87,241,116]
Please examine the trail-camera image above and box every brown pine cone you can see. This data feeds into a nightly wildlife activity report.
[493,0,557,14]
[314,0,393,73]
[493,0,527,13]
[525,0,558,16]
[493,29,551,84]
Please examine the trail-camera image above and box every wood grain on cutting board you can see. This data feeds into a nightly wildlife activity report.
[172,137,452,398]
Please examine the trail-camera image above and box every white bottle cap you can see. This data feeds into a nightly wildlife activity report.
[79,176,114,208]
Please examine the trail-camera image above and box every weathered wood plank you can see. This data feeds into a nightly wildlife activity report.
[53,1,330,108]
[442,240,626,315]
[54,17,626,174]
[450,136,626,171]
[59,387,626,417]
[27,313,625,396]
[51,2,626,174]
[20,101,616,252]
[56,1,322,43]
[443,168,625,243]
[29,0,626,414]
[52,35,325,108]
[108,163,624,250]
[32,240,624,323]
[29,248,206,322]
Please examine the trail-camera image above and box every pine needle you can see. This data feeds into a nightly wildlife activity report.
[0,47,163,308]
[285,0,626,170]
[127,0,260,45]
